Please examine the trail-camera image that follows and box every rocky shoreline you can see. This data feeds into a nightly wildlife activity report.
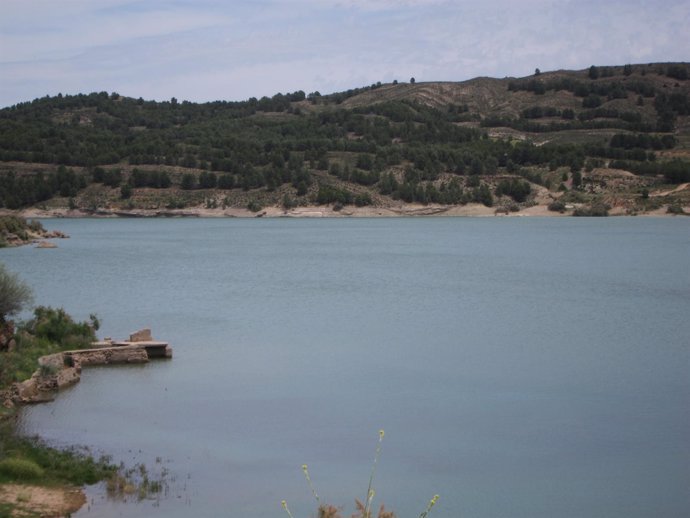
[0,214,69,248]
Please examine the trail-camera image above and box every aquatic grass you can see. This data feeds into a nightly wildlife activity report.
[302,464,320,505]
[282,430,440,518]
[419,494,440,518]
[363,429,385,518]
[106,461,170,502]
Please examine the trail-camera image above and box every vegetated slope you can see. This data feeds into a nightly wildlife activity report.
[0,62,689,217]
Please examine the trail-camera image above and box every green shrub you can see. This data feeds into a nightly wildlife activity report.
[21,307,97,344]
[573,203,610,217]
[247,200,263,212]
[667,203,685,215]
[0,264,33,322]
[1,307,98,388]
[0,425,118,486]
[0,503,13,518]
[0,458,45,481]
[560,190,589,204]
[547,200,566,213]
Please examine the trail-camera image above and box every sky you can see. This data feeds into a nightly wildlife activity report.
[1,0,688,108]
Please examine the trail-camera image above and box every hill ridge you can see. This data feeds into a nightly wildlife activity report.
[1,62,688,217]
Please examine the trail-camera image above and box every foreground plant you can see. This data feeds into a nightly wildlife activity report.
[281,430,439,518]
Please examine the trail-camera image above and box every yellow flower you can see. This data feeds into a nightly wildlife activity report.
[281,500,295,518]
[378,429,385,440]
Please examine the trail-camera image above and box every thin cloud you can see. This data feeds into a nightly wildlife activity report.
[1,0,688,107]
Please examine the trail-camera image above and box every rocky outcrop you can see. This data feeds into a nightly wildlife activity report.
[35,240,58,248]
[0,217,69,248]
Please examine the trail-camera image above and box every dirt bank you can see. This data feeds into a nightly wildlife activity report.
[0,483,86,517]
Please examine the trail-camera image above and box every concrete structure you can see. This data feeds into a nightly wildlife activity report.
[3,329,172,406]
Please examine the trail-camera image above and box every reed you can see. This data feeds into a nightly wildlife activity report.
[281,430,440,518]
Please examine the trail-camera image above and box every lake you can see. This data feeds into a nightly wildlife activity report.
[3,217,689,518]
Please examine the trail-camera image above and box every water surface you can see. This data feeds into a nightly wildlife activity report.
[3,217,689,518]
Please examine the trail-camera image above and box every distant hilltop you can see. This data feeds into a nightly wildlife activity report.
[0,63,688,217]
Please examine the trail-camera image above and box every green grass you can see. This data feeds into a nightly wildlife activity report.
[0,307,97,390]
[0,422,117,487]
[0,458,45,481]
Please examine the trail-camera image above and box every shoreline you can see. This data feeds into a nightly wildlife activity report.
[0,331,171,517]
[13,202,681,219]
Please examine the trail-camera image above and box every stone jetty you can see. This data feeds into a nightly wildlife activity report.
[3,329,172,407]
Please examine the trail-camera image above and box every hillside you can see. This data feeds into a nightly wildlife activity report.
[1,63,689,217]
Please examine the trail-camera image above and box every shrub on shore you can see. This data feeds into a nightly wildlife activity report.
[0,457,45,481]
[1,306,99,389]
[573,203,610,217]
[0,264,33,323]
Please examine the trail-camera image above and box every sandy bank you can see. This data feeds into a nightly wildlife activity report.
[17,202,684,219]
[0,483,86,517]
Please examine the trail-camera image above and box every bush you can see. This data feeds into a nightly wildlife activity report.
[1,307,99,387]
[495,179,531,202]
[582,95,602,108]
[573,203,610,217]
[316,185,354,205]
[667,203,685,215]
[354,193,373,207]
[0,216,40,242]
[547,200,567,213]
[0,427,118,486]
[23,307,97,345]
[0,458,45,481]
[247,200,263,212]
[120,183,132,199]
[0,264,33,322]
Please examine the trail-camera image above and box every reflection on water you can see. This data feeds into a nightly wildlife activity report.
[5,217,690,518]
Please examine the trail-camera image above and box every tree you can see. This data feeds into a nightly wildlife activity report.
[572,170,582,188]
[534,68,541,76]
[120,183,132,199]
[470,157,484,175]
[582,94,602,108]
[181,173,196,190]
[0,264,32,323]
[199,171,217,189]
[410,77,416,84]
[588,65,599,80]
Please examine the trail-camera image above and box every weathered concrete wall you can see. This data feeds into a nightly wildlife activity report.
[4,343,165,407]
[129,328,153,342]
[67,346,149,367]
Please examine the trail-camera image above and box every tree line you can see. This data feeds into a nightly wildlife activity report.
[1,68,689,210]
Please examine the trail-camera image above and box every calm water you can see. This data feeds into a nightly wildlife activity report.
[2,217,689,518]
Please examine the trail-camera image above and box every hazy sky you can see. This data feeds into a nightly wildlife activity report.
[1,0,688,107]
